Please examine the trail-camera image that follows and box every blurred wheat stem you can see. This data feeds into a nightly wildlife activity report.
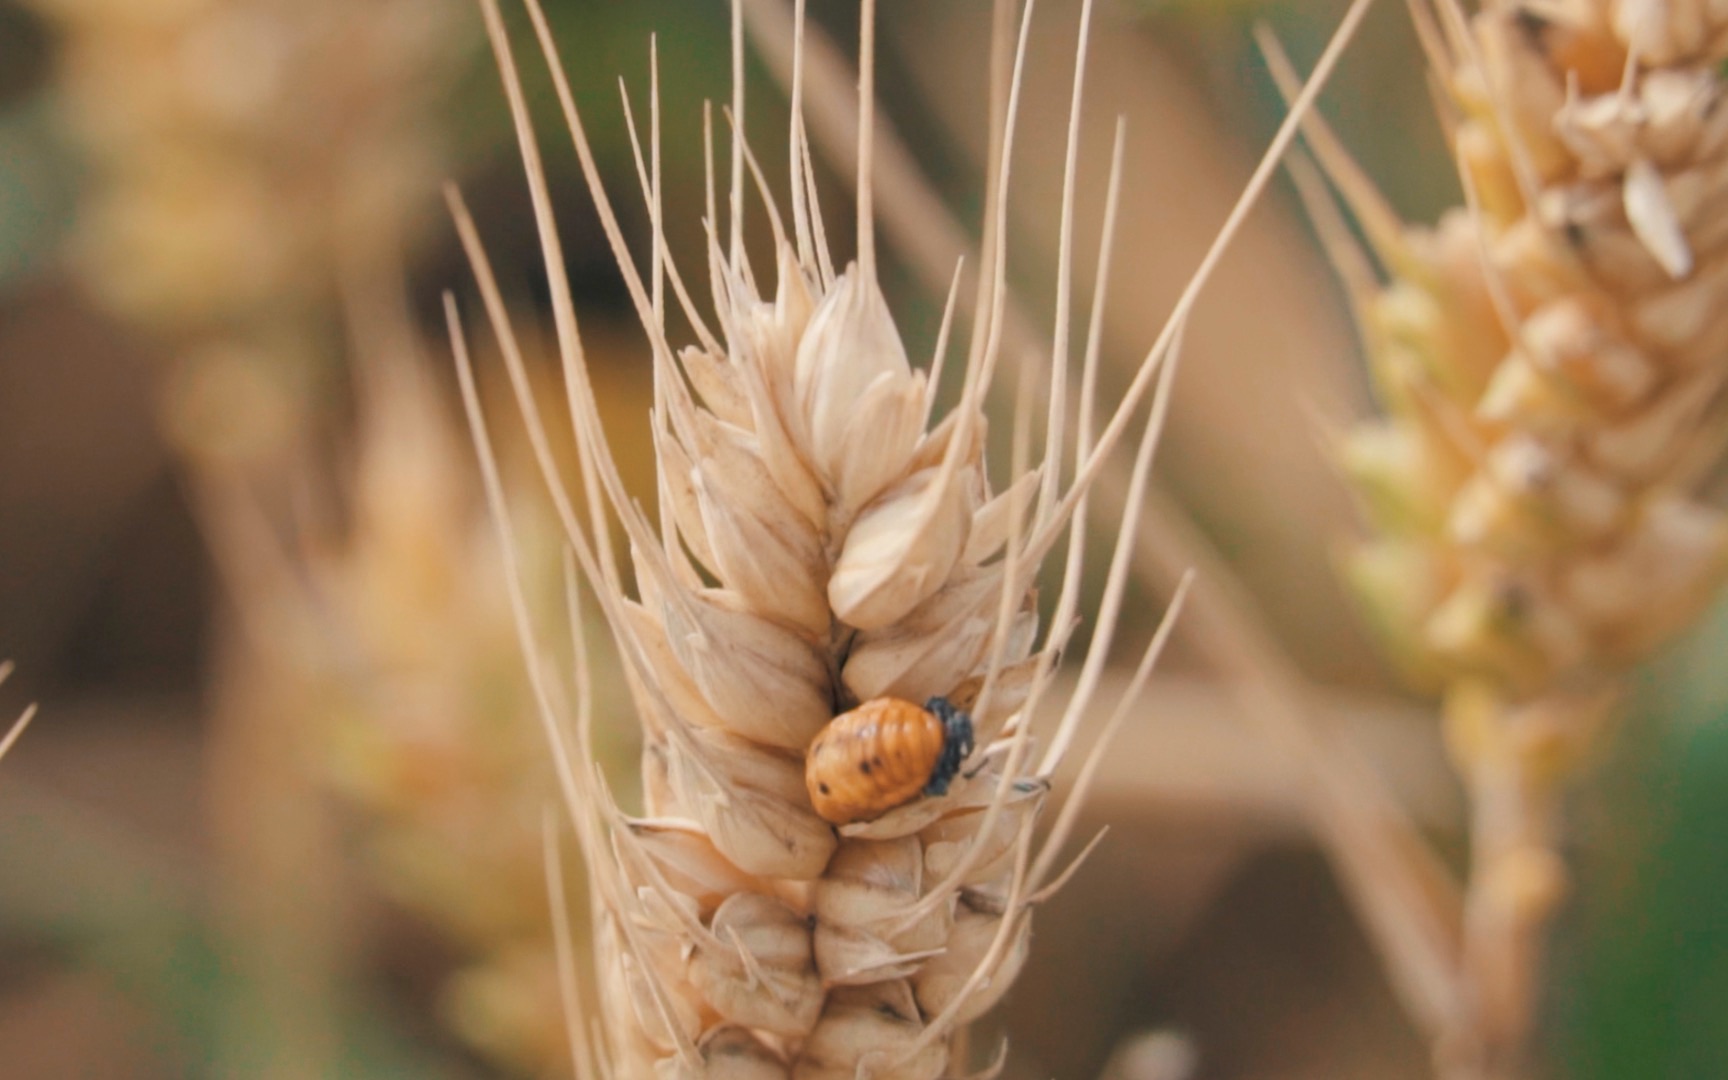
[1278,0,1728,1075]
[742,0,1471,1046]
[0,662,37,765]
[16,1,469,1072]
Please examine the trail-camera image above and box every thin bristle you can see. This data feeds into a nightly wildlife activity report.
[969,0,1038,415]
[0,658,25,760]
[725,106,792,256]
[788,0,813,269]
[1255,24,1407,272]
[800,122,836,288]
[618,44,706,346]
[443,188,614,587]
[1039,0,1097,524]
[544,807,600,1080]
[1404,0,1456,74]
[1283,146,1381,350]
[445,292,594,842]
[651,39,664,326]
[729,0,746,269]
[0,702,35,764]
[1049,0,1382,543]
[924,256,967,422]
[857,0,878,281]
[1043,317,1186,773]
[1047,118,1129,670]
[480,0,630,588]
[1033,572,1194,892]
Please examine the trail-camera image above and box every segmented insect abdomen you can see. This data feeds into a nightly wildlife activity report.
[805,697,946,825]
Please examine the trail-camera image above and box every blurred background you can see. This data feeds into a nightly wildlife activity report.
[0,0,1722,1077]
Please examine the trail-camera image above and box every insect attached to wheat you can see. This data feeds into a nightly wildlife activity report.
[805,695,975,826]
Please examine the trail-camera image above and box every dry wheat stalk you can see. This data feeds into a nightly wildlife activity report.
[0,662,36,766]
[1292,0,1728,1073]
[444,0,1373,1076]
[22,4,467,1057]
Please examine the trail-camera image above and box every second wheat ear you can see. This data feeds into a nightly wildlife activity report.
[446,0,1372,1074]
[1292,0,1728,1074]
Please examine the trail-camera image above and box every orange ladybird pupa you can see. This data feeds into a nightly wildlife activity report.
[804,696,974,826]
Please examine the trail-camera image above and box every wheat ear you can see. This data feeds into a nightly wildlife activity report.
[1296,1,1728,1073]
[438,0,1221,1073]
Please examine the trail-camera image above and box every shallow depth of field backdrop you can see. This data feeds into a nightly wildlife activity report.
[0,1,1723,1078]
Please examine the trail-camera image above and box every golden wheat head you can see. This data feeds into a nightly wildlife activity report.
[442,0,1376,1074]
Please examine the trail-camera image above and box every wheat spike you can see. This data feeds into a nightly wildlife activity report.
[453,0,1144,1071]
[446,0,1374,1074]
[1299,1,1728,1073]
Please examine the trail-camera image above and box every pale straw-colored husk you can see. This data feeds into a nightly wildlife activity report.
[1295,0,1728,1074]
[447,0,1375,1076]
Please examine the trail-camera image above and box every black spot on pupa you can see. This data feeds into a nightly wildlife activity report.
[859,760,872,775]
[1496,581,1533,623]
[818,782,831,795]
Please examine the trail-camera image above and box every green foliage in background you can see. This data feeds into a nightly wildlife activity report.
[0,785,472,1079]
[1559,596,1728,1079]
[0,3,75,287]
[452,1,753,196]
